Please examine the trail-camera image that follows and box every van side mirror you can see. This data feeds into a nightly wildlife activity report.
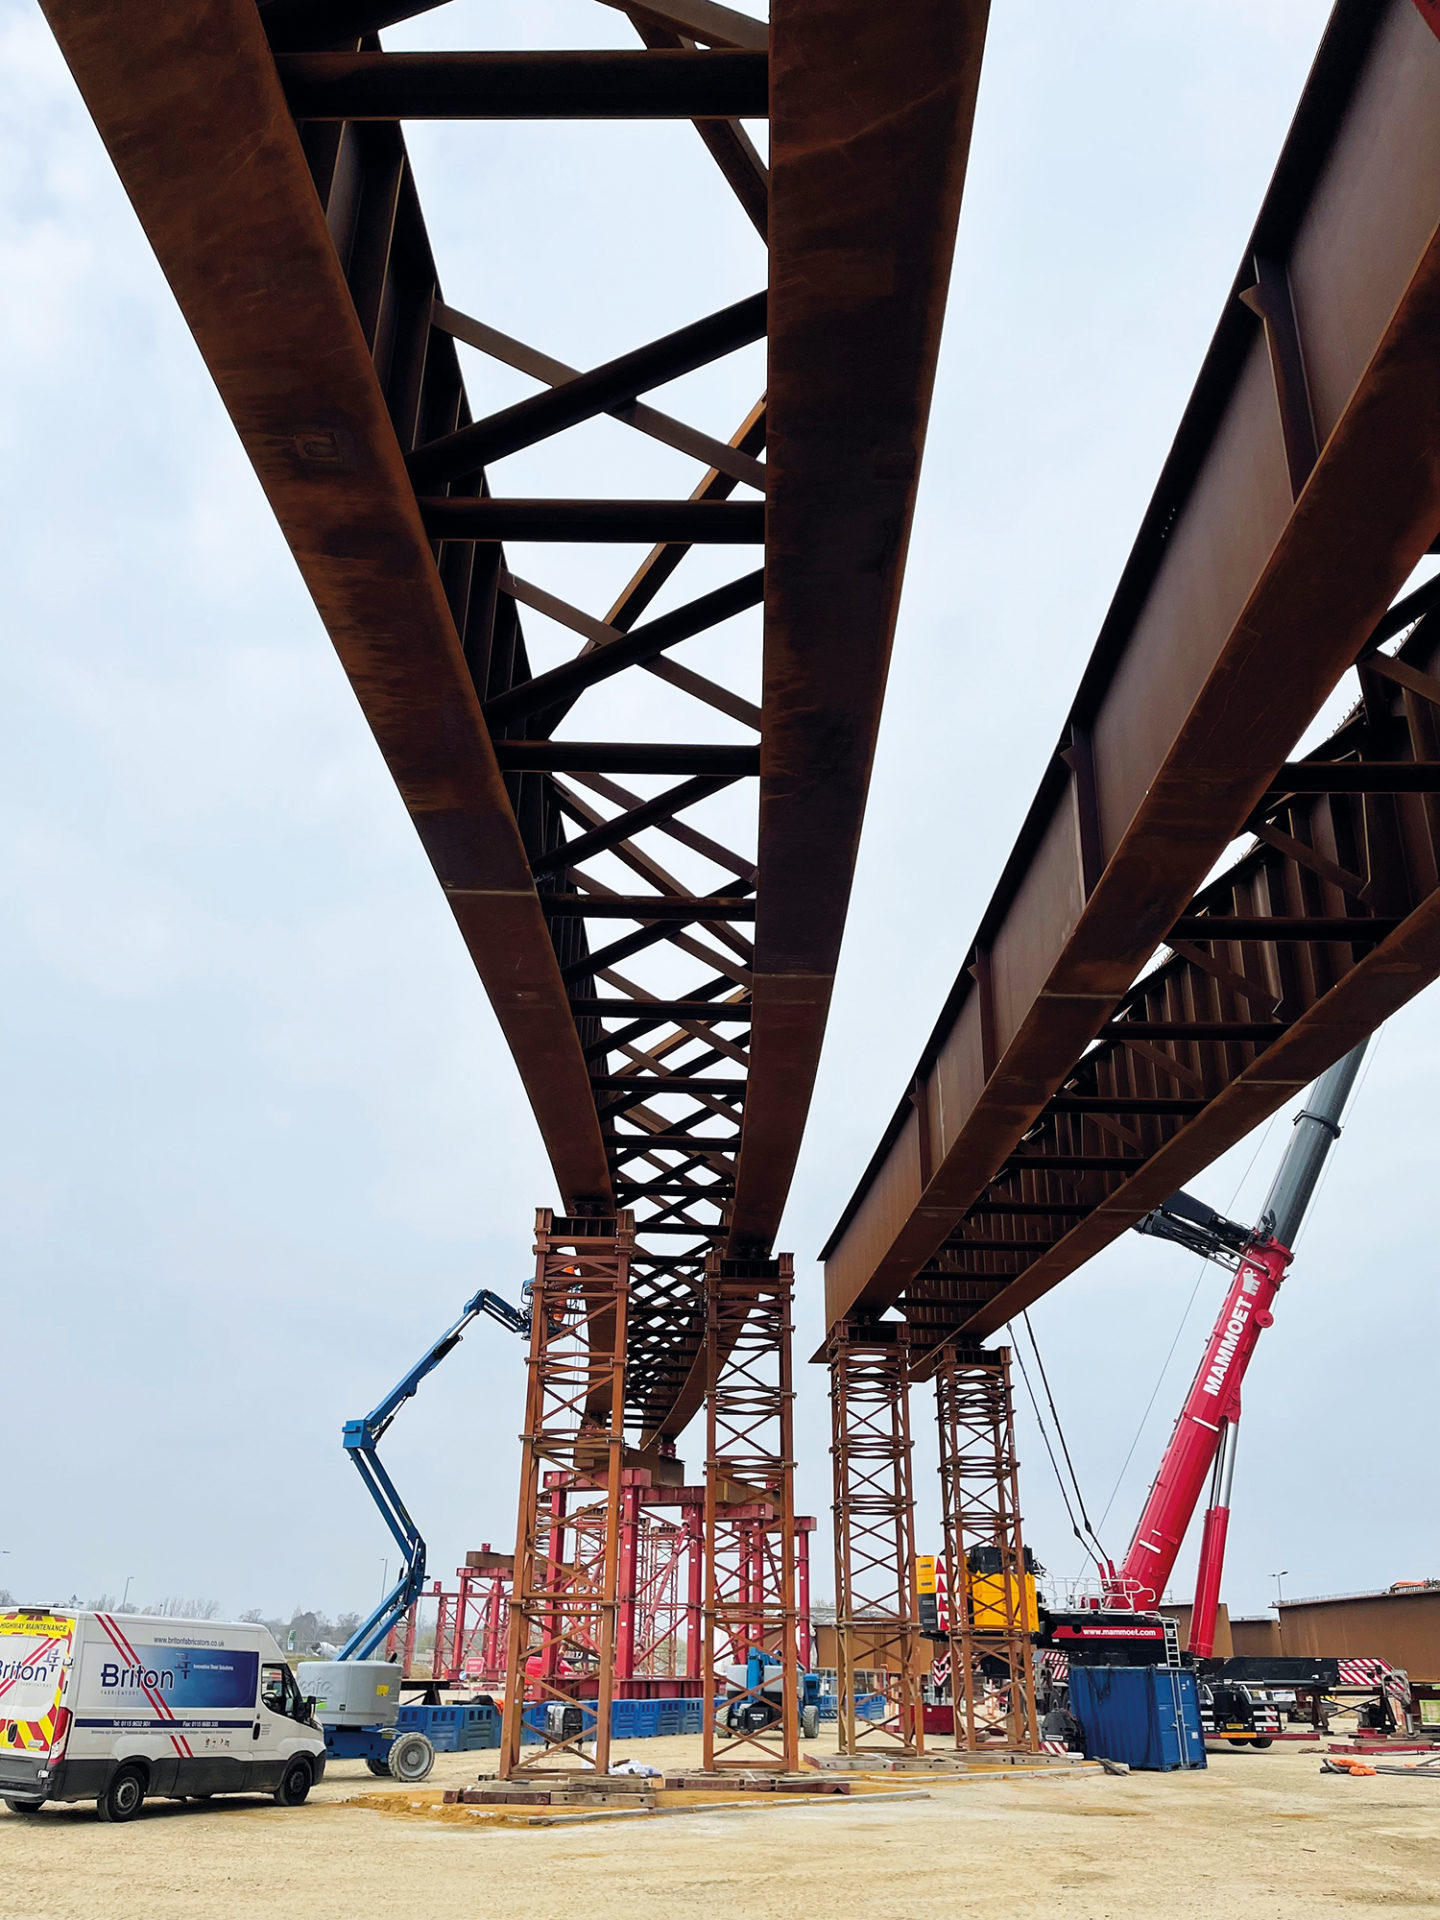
[304,1694,318,1723]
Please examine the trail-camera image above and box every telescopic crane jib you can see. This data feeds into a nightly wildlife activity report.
[1103,1040,1370,1654]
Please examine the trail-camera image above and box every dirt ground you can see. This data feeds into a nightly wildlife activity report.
[4,1728,1439,1920]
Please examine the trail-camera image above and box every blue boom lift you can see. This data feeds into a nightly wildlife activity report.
[338,1286,530,1662]
[304,1286,529,1780]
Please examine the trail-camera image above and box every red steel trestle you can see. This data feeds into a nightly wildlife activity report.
[501,1210,632,1776]
[702,1252,799,1773]
[828,1321,923,1755]
[934,1345,1039,1753]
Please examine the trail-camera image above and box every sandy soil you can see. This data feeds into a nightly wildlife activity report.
[4,1730,1439,1920]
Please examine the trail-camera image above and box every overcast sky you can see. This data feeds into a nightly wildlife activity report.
[5,0,1431,1632]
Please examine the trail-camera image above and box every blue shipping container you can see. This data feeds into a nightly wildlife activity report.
[1067,1666,1206,1772]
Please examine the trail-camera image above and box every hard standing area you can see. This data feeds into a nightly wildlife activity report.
[2,1739,1437,1920]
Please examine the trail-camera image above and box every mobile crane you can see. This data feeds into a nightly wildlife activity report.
[1101,1039,1369,1654]
[298,1285,530,1781]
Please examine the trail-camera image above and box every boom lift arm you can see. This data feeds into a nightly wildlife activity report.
[1103,1040,1369,1650]
[339,1287,529,1661]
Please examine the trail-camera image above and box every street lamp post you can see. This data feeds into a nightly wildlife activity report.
[1271,1569,1289,1607]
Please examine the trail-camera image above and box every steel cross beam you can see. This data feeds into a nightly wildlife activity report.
[822,0,1440,1348]
[42,0,990,1438]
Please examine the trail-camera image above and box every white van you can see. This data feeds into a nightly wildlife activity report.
[0,1607,327,1821]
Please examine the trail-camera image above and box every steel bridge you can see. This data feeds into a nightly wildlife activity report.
[41,0,986,1446]
[824,0,1440,1357]
[40,0,1440,1772]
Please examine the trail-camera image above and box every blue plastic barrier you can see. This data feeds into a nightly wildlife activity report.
[508,1698,705,1743]
[397,1702,500,1751]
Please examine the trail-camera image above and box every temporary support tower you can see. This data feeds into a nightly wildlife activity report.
[501,1210,633,1778]
[828,1320,924,1755]
[702,1252,799,1773]
[934,1345,1039,1752]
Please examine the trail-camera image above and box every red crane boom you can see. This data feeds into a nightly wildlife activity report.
[1103,1042,1369,1653]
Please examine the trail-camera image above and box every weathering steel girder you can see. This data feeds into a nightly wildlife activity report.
[1265,761,1440,792]
[275,49,771,122]
[895,678,1440,1348]
[568,999,752,1019]
[822,0,1440,1340]
[540,895,755,920]
[481,568,766,729]
[408,290,767,489]
[490,742,759,776]
[530,775,737,880]
[38,0,991,1436]
[417,498,766,542]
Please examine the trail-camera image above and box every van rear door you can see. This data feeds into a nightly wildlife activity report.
[0,1611,76,1797]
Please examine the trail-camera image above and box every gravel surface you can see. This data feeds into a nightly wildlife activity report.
[4,1732,1438,1919]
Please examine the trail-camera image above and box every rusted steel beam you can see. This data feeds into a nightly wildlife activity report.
[569,1000,751,1020]
[637,0,992,1439]
[44,0,989,1440]
[965,1202,1090,1217]
[1046,1096,1205,1115]
[40,0,615,1205]
[590,1076,745,1093]
[432,299,767,487]
[491,742,759,776]
[1003,1155,1142,1173]
[408,291,766,486]
[276,51,770,122]
[1169,915,1401,940]
[260,0,449,50]
[418,499,766,543]
[1098,1022,1286,1041]
[610,1130,739,1153]
[823,0,1440,1338]
[896,620,1440,1348]
[592,0,769,50]
[541,896,756,920]
[944,1239,1059,1255]
[481,570,765,728]
[1265,762,1440,792]
[532,777,734,879]
[725,0,992,1246]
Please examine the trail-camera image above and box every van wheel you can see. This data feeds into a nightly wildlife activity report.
[273,1758,313,1806]
[4,1798,44,1815]
[801,1704,821,1740]
[387,1732,435,1783]
[96,1765,146,1823]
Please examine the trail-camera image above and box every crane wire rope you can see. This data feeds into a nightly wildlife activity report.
[1022,1308,1108,1565]
[1013,1031,1381,1585]
[1008,1326,1107,1579]
[1095,1110,1282,1533]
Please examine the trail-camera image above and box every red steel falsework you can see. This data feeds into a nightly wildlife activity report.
[828,1322,924,1755]
[702,1252,798,1773]
[933,1347,1039,1753]
[501,1211,632,1777]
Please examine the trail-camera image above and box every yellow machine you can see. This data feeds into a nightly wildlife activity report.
[965,1546,1040,1633]
[915,1549,1039,1635]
